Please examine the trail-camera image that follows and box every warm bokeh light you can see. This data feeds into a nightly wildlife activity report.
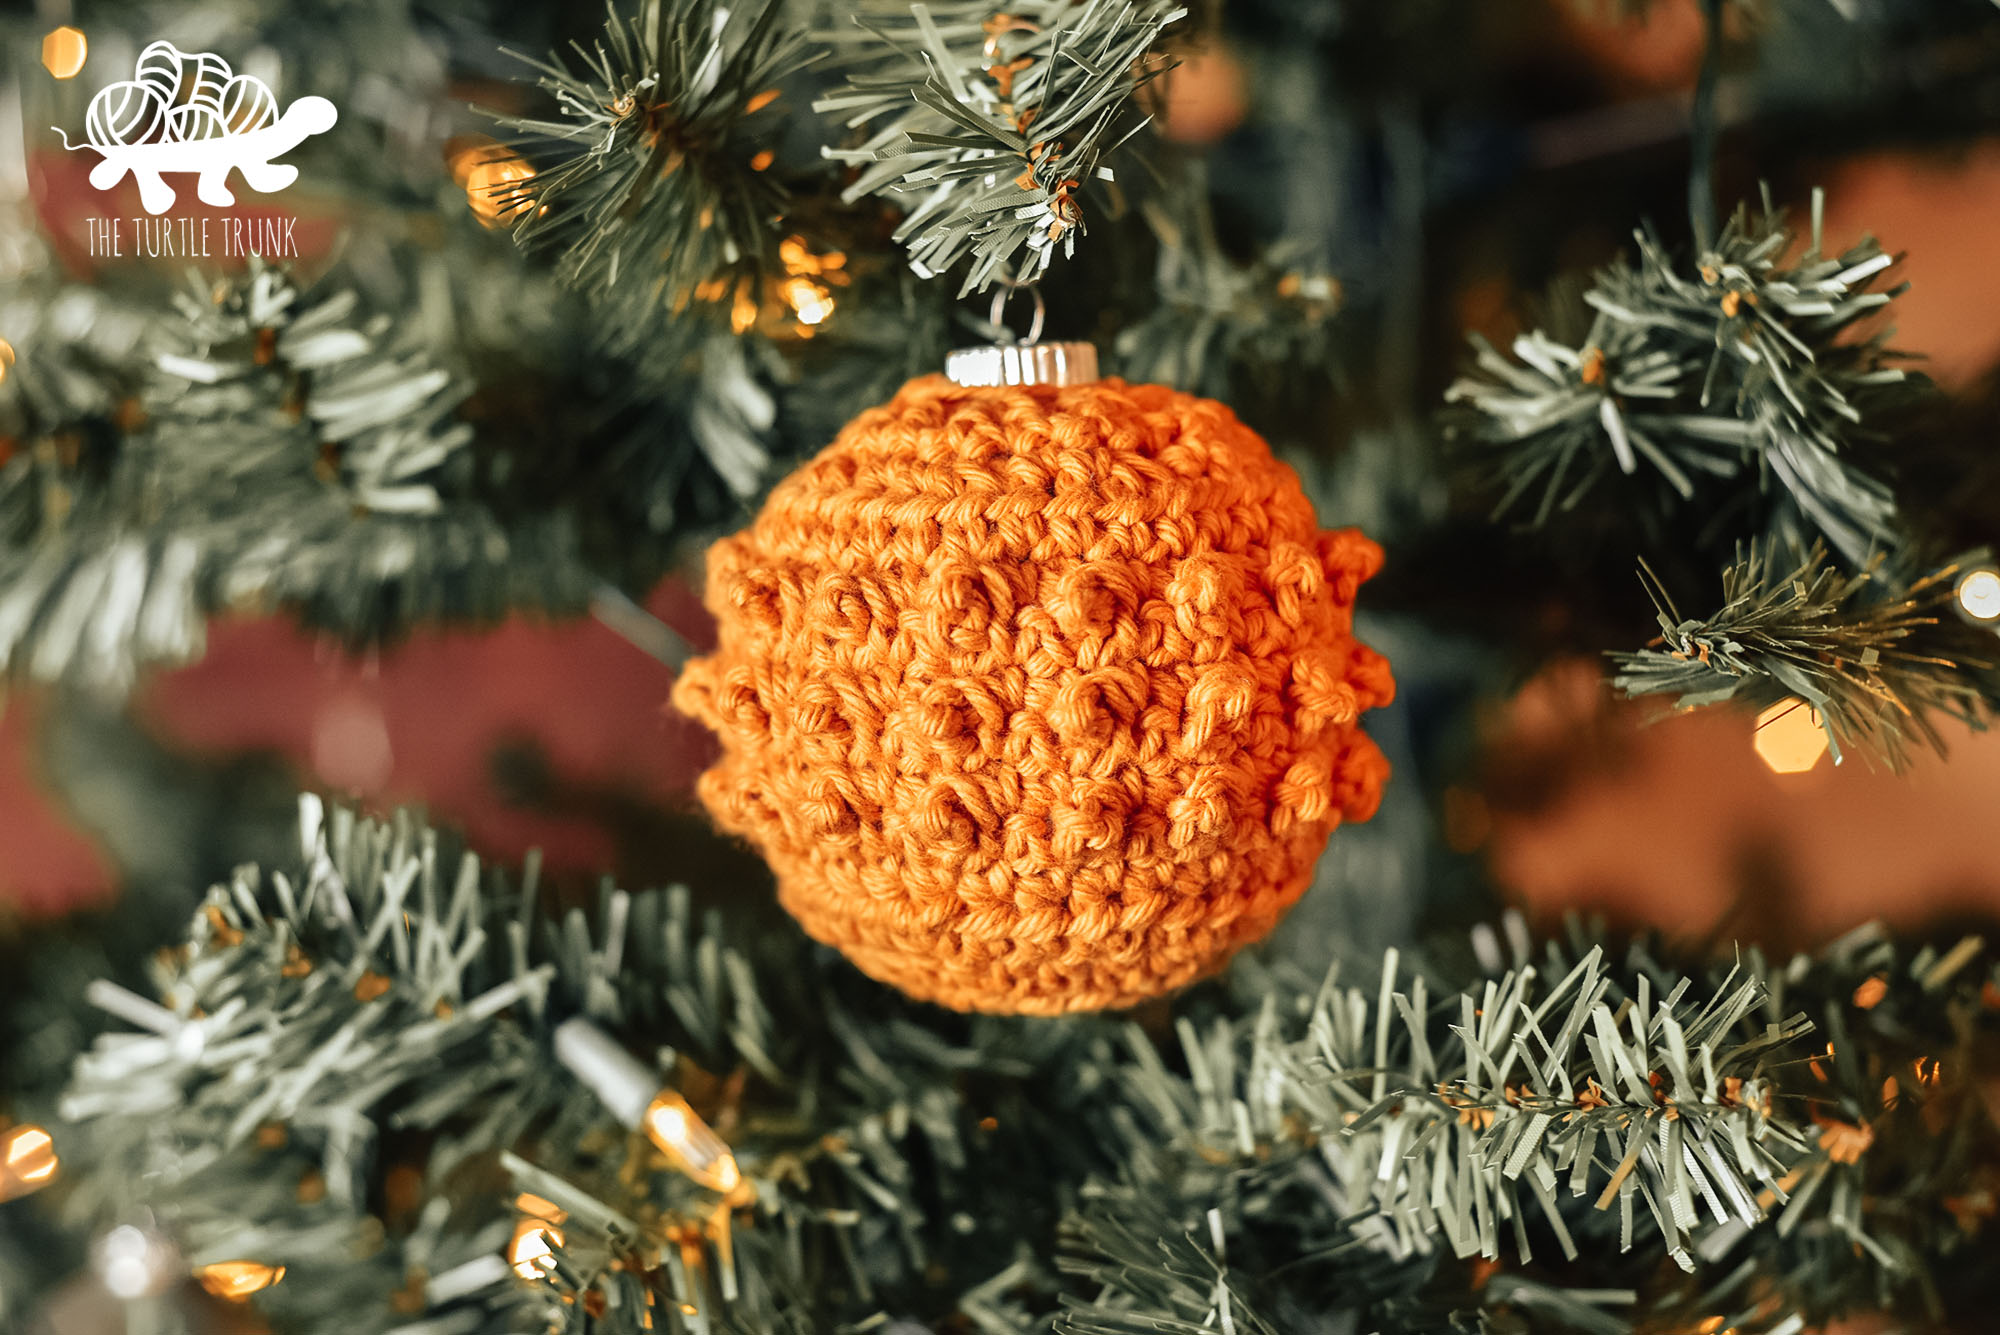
[731,283,759,334]
[311,690,394,793]
[42,26,88,80]
[1754,698,1829,775]
[508,1223,558,1280]
[449,138,537,227]
[1814,1112,1876,1164]
[508,1219,563,1280]
[780,276,834,327]
[0,336,16,386]
[773,236,846,336]
[96,1224,176,1299]
[1154,45,1248,145]
[649,1100,688,1145]
[780,236,845,278]
[1957,568,2000,623]
[508,1193,567,1279]
[195,1260,287,1300]
[0,1124,59,1202]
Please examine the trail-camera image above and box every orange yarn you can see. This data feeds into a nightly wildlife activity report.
[673,375,1394,1014]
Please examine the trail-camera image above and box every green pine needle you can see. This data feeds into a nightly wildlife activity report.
[500,0,821,321]
[815,0,1185,294]
[1448,190,1923,565]
[1611,543,1997,769]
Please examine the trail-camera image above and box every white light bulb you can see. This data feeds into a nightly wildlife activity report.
[97,1225,171,1300]
[1957,568,2000,622]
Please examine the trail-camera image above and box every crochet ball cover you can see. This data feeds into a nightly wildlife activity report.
[673,375,1394,1014]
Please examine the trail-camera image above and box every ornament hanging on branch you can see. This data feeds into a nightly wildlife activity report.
[674,290,1394,1014]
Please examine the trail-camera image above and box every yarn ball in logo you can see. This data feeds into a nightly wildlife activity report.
[218,75,280,136]
[86,80,171,147]
[167,103,230,143]
[82,41,285,152]
[134,40,189,105]
[673,375,1395,1015]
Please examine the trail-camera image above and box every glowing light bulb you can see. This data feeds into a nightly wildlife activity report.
[0,1124,58,1202]
[508,1223,560,1279]
[553,1018,750,1200]
[42,27,87,79]
[648,1101,688,1145]
[643,1091,744,1196]
[782,277,835,328]
[1753,698,1828,775]
[95,1224,178,1300]
[510,1227,556,1278]
[1957,568,2000,622]
[466,156,536,225]
[448,138,536,227]
[507,1193,567,1280]
[195,1260,287,1300]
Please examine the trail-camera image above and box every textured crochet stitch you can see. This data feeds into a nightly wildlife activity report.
[673,375,1394,1014]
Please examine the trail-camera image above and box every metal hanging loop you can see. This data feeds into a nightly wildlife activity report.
[947,281,1097,388]
[987,282,1047,346]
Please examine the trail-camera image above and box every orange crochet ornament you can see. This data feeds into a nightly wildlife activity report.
[672,373,1393,1015]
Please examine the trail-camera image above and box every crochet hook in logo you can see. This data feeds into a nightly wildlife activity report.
[53,40,335,216]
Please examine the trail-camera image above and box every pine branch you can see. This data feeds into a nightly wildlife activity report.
[156,263,474,515]
[0,262,583,692]
[1448,190,1923,566]
[43,799,1998,1335]
[1057,1189,1288,1335]
[1066,926,1998,1334]
[1611,543,1996,768]
[499,0,821,324]
[454,257,785,573]
[0,251,779,691]
[0,269,154,550]
[51,797,1121,1334]
[1239,949,1808,1273]
[51,798,565,1331]
[1676,923,2000,1329]
[1112,169,1342,407]
[814,0,1185,294]
[1525,922,2000,1333]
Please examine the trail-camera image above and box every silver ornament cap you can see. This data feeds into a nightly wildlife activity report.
[948,283,1098,387]
[945,340,1099,387]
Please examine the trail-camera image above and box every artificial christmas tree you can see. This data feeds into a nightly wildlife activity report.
[3,0,2000,1332]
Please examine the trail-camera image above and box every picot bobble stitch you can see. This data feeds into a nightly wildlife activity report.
[672,374,1394,1015]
